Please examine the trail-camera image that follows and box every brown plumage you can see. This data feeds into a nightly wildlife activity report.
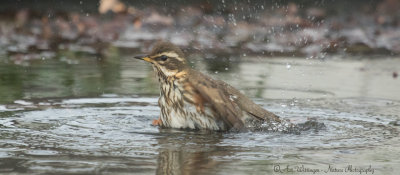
[135,41,282,131]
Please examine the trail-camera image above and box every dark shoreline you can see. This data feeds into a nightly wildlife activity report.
[0,0,399,64]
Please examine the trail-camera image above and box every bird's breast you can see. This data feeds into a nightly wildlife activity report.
[158,80,225,130]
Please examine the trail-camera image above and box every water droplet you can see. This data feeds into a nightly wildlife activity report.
[228,14,237,26]
[229,95,237,101]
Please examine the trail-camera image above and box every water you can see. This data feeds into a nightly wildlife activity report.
[0,54,399,174]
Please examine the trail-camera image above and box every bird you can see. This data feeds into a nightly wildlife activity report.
[135,41,285,131]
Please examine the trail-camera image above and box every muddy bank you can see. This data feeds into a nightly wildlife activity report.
[0,0,399,64]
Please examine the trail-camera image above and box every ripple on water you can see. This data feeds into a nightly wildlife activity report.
[0,96,399,174]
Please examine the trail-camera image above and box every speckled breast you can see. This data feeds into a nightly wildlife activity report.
[157,79,226,130]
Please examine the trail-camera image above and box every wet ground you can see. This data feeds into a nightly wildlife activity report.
[0,55,399,174]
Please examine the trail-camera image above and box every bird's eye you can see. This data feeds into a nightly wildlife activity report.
[160,55,168,61]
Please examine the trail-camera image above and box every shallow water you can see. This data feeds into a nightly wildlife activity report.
[0,55,399,174]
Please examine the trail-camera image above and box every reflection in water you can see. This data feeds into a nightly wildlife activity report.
[1,55,400,103]
[0,64,24,102]
[154,130,278,175]
[202,54,239,73]
[0,53,153,103]
[155,130,224,175]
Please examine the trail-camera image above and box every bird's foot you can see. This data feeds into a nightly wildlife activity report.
[152,118,161,126]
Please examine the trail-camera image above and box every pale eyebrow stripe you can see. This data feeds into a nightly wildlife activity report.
[153,52,184,61]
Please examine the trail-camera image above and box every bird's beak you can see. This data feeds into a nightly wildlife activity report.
[134,55,152,62]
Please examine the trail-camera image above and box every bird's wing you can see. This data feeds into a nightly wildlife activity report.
[187,70,281,130]
[223,80,281,123]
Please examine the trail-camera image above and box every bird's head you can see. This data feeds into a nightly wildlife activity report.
[135,42,189,78]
